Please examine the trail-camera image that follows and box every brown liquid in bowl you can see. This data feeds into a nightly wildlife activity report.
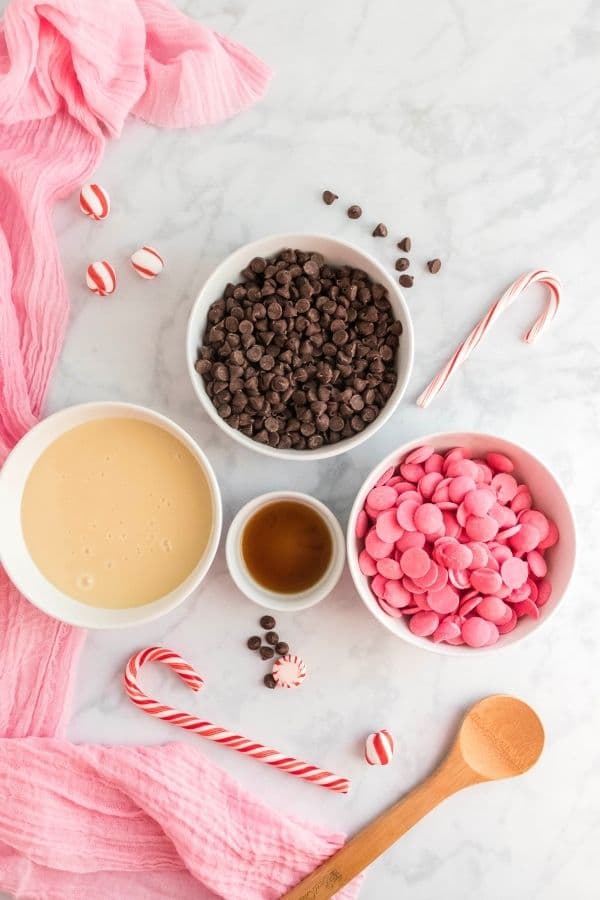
[241,499,332,594]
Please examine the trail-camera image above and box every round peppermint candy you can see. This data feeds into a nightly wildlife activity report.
[364,729,394,766]
[86,260,116,296]
[130,246,164,279]
[271,654,307,689]
[79,183,110,220]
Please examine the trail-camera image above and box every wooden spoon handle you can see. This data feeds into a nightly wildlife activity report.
[282,757,474,900]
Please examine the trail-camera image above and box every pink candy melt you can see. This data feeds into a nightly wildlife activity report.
[375,509,405,543]
[367,486,397,510]
[400,548,430,579]
[357,445,558,648]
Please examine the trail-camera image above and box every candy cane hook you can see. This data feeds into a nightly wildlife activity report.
[124,647,350,794]
[417,269,562,408]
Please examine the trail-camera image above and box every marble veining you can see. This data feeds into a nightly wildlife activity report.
[5,0,600,896]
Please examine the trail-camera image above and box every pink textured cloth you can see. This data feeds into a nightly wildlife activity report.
[0,2,360,897]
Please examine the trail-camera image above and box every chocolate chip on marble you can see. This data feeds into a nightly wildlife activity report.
[247,636,261,651]
[427,258,442,274]
[263,673,277,689]
[259,646,275,660]
[322,190,338,205]
[265,631,279,645]
[372,223,388,237]
[347,205,362,219]
[397,237,411,252]
[399,274,414,288]
[395,257,410,272]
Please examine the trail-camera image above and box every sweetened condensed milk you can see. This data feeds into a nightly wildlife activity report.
[21,417,213,608]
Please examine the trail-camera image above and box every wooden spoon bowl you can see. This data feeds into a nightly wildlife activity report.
[283,695,544,900]
[458,694,544,780]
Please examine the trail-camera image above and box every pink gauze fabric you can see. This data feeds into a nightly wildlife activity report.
[0,2,361,897]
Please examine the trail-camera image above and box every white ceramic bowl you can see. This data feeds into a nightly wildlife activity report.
[226,491,345,611]
[347,431,576,655]
[0,402,222,629]
[186,233,414,461]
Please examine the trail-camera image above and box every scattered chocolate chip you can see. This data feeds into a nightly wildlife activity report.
[247,636,261,651]
[397,237,412,252]
[263,673,277,689]
[427,258,442,274]
[265,631,279,645]
[372,223,388,237]
[399,274,414,288]
[322,190,338,205]
[260,615,276,630]
[347,205,362,219]
[259,646,275,660]
[275,641,289,655]
[395,257,410,272]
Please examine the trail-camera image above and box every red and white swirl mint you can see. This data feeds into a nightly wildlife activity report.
[365,729,394,766]
[272,654,307,689]
[86,260,116,296]
[79,183,110,220]
[130,246,164,279]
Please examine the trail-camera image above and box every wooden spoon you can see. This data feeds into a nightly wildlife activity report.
[282,695,544,900]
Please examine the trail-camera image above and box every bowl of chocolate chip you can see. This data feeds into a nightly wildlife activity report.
[186,233,414,459]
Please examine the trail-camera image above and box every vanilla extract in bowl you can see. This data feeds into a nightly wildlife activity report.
[241,499,333,594]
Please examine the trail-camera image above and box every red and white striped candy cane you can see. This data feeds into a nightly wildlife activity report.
[124,647,350,794]
[417,269,562,408]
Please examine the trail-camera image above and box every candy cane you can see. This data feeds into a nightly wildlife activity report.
[124,647,350,794]
[417,269,562,408]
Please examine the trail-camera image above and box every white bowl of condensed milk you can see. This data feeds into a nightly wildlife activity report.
[0,402,222,628]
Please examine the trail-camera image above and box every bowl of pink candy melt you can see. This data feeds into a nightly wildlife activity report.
[347,432,576,655]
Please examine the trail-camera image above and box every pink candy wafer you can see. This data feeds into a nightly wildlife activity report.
[125,648,349,793]
[400,548,430,579]
[406,445,435,465]
[409,610,439,637]
[367,486,397,510]
[417,270,562,408]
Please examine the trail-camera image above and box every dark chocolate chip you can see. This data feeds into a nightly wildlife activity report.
[372,223,388,237]
[259,646,274,660]
[265,631,279,645]
[347,205,362,219]
[247,636,261,651]
[397,237,411,252]
[399,274,414,288]
[263,673,277,689]
[260,615,276,629]
[395,257,410,272]
[195,358,211,375]
[275,641,289,655]
[322,190,338,205]
[427,258,442,274]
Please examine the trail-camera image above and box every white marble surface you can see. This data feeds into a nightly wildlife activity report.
[18,0,600,897]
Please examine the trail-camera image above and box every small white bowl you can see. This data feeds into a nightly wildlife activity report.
[0,402,222,629]
[347,431,576,655]
[186,232,414,461]
[226,491,345,611]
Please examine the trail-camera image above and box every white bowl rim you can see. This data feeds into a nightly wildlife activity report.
[0,401,223,629]
[225,489,346,611]
[346,430,577,656]
[186,231,415,461]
